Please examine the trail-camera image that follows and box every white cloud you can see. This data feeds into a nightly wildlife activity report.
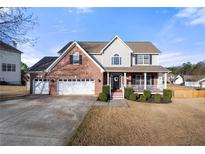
[176,8,205,25]
[18,44,43,67]
[176,8,198,18]
[160,51,205,67]
[68,7,94,14]
[18,43,59,67]
[76,7,93,14]
[172,38,186,43]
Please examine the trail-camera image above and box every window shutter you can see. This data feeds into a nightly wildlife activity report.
[150,54,152,64]
[79,55,82,64]
[111,57,113,65]
[135,55,138,64]
[120,57,122,65]
[70,55,73,64]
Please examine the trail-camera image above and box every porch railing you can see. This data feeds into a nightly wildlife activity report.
[122,83,125,98]
[131,84,164,92]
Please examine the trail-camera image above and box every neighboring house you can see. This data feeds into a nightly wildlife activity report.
[167,73,175,84]
[184,75,205,88]
[173,75,184,85]
[29,36,170,98]
[0,41,22,84]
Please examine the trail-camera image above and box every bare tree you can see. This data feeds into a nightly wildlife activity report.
[0,7,37,45]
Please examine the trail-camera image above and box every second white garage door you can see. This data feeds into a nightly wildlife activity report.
[58,79,95,95]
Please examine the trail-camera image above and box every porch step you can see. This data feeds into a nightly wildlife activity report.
[111,92,124,99]
[112,96,124,99]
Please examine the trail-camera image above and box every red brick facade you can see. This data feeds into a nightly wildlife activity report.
[30,45,104,96]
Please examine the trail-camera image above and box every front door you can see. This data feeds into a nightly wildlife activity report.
[112,75,120,91]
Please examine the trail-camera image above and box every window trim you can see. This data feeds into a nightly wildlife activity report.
[72,52,80,64]
[112,54,122,65]
[7,64,12,72]
[12,64,16,72]
[136,54,151,65]
[2,63,6,72]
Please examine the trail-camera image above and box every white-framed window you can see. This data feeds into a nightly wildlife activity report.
[12,64,16,72]
[132,74,144,85]
[72,52,80,64]
[146,75,153,85]
[137,55,143,64]
[136,55,151,64]
[7,64,12,72]
[2,63,6,72]
[112,54,122,65]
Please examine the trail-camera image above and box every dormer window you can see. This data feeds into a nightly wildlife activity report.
[70,52,82,64]
[112,54,121,65]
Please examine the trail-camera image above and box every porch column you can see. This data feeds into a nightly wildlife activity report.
[164,73,167,89]
[124,72,127,87]
[157,73,159,89]
[144,72,147,90]
[107,72,109,85]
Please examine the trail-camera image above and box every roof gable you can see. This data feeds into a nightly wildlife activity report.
[0,41,22,54]
[47,42,104,72]
[100,35,133,54]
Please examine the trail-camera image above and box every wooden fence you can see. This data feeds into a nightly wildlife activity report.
[173,89,205,98]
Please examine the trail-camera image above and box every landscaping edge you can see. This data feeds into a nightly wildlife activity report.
[66,106,94,146]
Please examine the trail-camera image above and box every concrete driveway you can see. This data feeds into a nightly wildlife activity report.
[0,95,95,146]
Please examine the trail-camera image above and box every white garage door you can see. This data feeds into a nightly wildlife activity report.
[58,79,95,95]
[33,79,49,94]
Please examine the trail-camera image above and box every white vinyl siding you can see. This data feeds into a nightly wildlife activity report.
[101,38,132,67]
[0,50,21,84]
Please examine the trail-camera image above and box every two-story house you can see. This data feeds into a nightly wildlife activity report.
[29,36,170,98]
[0,41,22,84]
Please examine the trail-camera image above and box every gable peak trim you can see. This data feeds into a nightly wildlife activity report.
[100,35,134,54]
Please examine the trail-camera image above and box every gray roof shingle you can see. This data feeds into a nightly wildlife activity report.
[58,41,160,54]
[29,56,58,72]
[0,41,22,54]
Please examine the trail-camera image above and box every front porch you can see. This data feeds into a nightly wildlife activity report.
[104,71,168,98]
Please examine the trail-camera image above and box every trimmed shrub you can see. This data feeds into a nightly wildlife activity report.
[163,89,172,103]
[124,87,133,99]
[129,93,139,101]
[154,94,161,103]
[98,92,108,101]
[139,95,146,102]
[144,90,151,100]
[102,85,110,97]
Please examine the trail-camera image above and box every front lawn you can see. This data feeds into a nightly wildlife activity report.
[0,85,29,100]
[69,98,205,145]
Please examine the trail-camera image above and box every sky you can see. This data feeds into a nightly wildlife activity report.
[18,7,205,67]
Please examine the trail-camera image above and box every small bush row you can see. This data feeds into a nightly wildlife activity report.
[124,87,172,103]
